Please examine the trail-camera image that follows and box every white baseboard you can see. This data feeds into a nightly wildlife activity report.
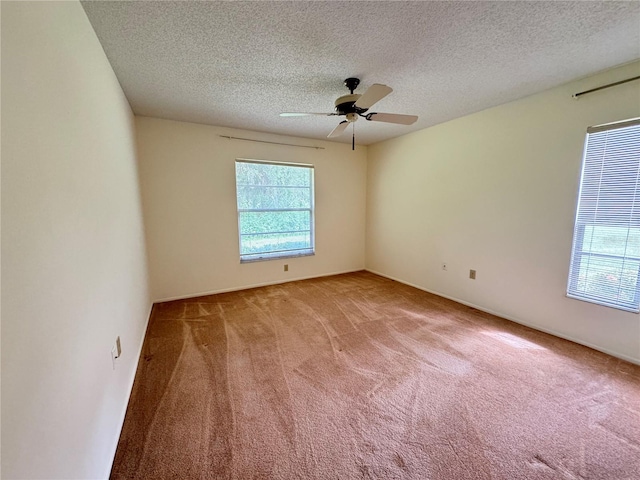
[153,268,365,303]
[366,269,640,366]
[106,301,154,477]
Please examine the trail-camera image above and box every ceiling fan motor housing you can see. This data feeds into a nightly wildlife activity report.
[334,94,368,116]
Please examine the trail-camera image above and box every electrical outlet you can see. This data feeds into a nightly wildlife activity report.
[469,269,476,280]
[111,336,122,370]
[442,263,447,271]
[284,264,289,272]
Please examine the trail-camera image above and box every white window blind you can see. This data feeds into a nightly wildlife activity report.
[567,119,640,312]
[235,159,315,262]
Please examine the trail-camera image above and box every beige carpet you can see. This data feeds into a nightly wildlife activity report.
[111,271,640,479]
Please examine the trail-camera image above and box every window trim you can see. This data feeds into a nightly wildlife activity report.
[235,158,315,263]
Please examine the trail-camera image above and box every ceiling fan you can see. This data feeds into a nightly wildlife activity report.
[280,78,418,150]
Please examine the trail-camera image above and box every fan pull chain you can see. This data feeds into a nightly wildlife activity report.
[352,123,355,151]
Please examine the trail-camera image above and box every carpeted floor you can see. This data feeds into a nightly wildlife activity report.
[111,271,640,479]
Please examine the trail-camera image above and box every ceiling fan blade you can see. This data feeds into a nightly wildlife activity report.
[280,112,335,117]
[328,121,350,138]
[354,84,393,109]
[366,112,418,125]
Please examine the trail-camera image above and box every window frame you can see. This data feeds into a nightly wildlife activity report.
[235,158,315,263]
[566,118,640,312]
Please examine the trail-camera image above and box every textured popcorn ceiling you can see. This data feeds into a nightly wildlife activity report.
[81,1,640,146]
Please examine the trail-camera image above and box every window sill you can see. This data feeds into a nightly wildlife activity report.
[566,293,639,313]
[240,251,315,264]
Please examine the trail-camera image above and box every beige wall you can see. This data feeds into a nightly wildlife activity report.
[1,2,151,478]
[367,61,640,363]
[136,117,367,301]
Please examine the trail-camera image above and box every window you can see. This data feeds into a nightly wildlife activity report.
[567,119,640,312]
[235,159,314,262]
